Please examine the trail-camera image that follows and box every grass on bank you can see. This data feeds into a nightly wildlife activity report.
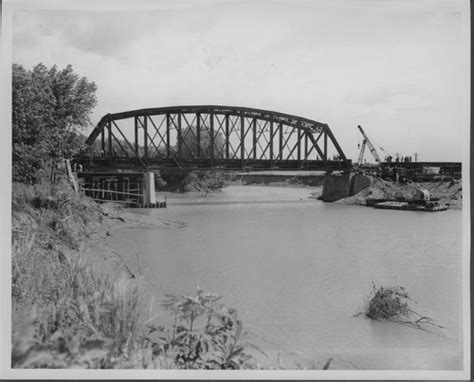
[12,182,259,369]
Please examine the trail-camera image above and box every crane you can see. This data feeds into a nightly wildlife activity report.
[357,125,382,166]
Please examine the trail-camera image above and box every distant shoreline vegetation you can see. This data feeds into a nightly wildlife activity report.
[157,170,226,195]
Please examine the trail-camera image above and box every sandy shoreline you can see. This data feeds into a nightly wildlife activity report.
[80,203,188,281]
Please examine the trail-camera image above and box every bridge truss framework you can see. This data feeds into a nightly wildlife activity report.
[83,105,351,172]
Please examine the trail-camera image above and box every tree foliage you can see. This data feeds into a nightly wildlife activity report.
[12,63,97,183]
[178,126,225,160]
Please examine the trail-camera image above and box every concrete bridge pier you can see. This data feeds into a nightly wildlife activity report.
[143,172,157,206]
[320,172,371,202]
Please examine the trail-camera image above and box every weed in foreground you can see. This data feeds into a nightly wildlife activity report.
[150,286,263,369]
[12,257,152,368]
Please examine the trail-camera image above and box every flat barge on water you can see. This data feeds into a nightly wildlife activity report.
[367,189,448,212]
[372,200,448,212]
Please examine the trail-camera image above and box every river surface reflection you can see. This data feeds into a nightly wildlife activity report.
[108,185,463,370]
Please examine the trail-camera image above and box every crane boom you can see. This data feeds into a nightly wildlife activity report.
[357,140,367,166]
[357,125,382,163]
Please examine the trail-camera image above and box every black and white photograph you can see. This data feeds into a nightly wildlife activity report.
[1,0,470,379]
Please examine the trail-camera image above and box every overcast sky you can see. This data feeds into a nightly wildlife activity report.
[11,0,470,162]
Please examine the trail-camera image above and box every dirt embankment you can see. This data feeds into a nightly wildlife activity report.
[11,183,186,318]
[334,176,463,210]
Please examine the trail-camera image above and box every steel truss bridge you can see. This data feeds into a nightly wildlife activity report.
[83,105,351,172]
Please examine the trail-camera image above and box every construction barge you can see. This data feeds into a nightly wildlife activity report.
[371,200,448,212]
[366,189,448,212]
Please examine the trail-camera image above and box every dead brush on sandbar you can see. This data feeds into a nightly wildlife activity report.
[357,282,445,331]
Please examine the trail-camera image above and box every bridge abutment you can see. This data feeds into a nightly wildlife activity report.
[321,172,351,202]
[320,172,371,202]
[143,172,157,206]
[77,171,166,208]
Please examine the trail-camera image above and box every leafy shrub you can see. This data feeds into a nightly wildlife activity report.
[153,286,260,369]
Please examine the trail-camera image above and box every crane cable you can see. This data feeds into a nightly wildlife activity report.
[370,135,392,156]
[358,129,393,158]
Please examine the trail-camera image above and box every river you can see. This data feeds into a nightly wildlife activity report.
[108,185,463,370]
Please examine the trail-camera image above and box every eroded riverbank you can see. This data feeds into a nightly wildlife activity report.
[13,183,267,369]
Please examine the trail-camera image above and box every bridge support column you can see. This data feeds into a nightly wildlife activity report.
[320,172,371,202]
[320,172,351,202]
[143,172,156,206]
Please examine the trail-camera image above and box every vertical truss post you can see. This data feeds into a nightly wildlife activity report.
[269,119,274,163]
[134,117,139,157]
[166,114,171,157]
[209,112,214,164]
[279,123,283,161]
[225,114,230,160]
[101,128,105,154]
[177,113,182,160]
[304,131,308,160]
[240,113,245,163]
[252,118,257,160]
[297,125,302,167]
[107,121,112,159]
[196,113,201,159]
[324,130,328,166]
[144,116,148,161]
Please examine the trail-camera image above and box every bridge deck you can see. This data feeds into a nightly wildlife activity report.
[80,157,351,173]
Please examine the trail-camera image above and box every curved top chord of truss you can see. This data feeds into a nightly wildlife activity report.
[87,106,333,143]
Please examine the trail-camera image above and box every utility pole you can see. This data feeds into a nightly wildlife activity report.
[414,153,418,162]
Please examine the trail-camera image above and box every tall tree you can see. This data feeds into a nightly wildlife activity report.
[12,63,97,183]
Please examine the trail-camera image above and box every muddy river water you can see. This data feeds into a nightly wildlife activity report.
[108,185,463,370]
